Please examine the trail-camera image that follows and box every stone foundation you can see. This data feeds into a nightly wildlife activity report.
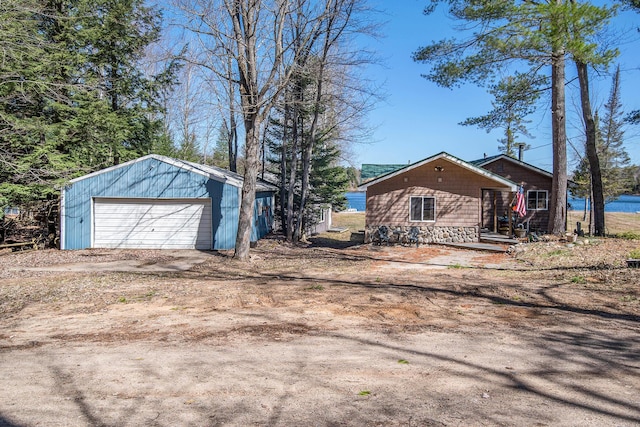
[366,225,479,245]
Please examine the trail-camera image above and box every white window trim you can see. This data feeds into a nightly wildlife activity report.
[527,190,548,211]
[318,207,326,223]
[409,196,436,222]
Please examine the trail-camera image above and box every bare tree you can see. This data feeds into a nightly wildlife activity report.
[275,0,379,241]
[174,0,329,260]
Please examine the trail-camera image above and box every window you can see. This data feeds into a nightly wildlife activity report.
[527,190,548,211]
[318,207,325,223]
[410,196,435,221]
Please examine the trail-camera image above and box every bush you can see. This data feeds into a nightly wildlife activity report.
[628,249,640,259]
[615,231,640,240]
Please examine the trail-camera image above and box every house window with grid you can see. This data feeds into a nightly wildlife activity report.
[527,190,548,210]
[410,196,435,221]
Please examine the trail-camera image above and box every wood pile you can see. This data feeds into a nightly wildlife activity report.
[1,199,59,251]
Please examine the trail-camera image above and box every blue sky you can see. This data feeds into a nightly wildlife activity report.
[354,0,640,173]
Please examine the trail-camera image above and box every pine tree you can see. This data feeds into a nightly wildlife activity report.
[177,133,201,163]
[599,66,633,201]
[413,0,618,234]
[0,0,176,209]
[571,65,634,233]
[206,126,232,169]
[460,74,536,157]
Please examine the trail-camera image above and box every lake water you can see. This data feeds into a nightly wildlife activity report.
[348,191,640,213]
[568,194,640,213]
[345,192,366,211]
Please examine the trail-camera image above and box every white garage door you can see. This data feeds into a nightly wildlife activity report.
[93,198,212,249]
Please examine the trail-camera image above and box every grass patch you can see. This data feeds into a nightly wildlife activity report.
[397,359,409,364]
[628,249,640,259]
[310,212,365,248]
[332,212,365,231]
[448,263,465,269]
[620,295,638,303]
[616,232,640,240]
[545,249,571,257]
[568,211,640,235]
[305,284,324,291]
[358,390,371,396]
[571,276,586,284]
[117,290,156,304]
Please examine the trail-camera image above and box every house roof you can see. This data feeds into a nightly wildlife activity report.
[69,154,277,192]
[357,152,518,191]
[361,164,407,181]
[469,154,554,180]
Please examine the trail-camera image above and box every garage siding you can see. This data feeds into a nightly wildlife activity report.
[62,157,231,250]
[62,155,275,250]
[93,198,213,249]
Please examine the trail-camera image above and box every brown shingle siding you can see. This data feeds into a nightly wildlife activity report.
[365,160,510,229]
[480,158,553,232]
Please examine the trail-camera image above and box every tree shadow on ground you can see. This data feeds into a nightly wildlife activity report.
[307,231,365,249]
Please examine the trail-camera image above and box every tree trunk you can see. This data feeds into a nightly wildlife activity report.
[295,137,312,241]
[280,102,290,236]
[295,60,326,241]
[576,60,605,236]
[227,54,238,172]
[234,115,261,260]
[547,43,568,235]
[231,0,260,261]
[589,186,595,235]
[286,98,300,242]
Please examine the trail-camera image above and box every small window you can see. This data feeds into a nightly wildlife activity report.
[318,208,325,223]
[527,190,548,211]
[410,196,435,222]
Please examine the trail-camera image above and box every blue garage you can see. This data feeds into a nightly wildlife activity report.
[60,155,276,250]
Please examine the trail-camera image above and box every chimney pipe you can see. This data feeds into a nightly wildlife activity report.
[517,143,525,161]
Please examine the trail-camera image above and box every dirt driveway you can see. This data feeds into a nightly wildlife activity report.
[1,239,639,426]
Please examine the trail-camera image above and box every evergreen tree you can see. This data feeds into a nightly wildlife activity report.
[207,126,231,169]
[598,66,633,200]
[460,74,536,157]
[177,133,201,163]
[71,0,169,166]
[571,65,634,232]
[309,141,349,211]
[0,0,175,209]
[0,0,78,205]
[151,133,177,158]
[413,0,618,234]
[265,102,349,239]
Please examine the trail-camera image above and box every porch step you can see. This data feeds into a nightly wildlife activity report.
[480,233,519,245]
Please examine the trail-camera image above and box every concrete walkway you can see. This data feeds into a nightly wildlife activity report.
[438,241,510,253]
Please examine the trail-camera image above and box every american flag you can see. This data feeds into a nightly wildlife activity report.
[513,186,527,218]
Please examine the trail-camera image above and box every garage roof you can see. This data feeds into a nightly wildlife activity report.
[69,154,277,192]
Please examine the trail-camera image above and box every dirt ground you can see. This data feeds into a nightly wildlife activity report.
[1,236,639,426]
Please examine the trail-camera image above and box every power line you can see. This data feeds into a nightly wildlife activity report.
[526,142,552,151]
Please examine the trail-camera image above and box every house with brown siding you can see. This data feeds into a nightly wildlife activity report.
[358,152,517,244]
[470,154,555,234]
